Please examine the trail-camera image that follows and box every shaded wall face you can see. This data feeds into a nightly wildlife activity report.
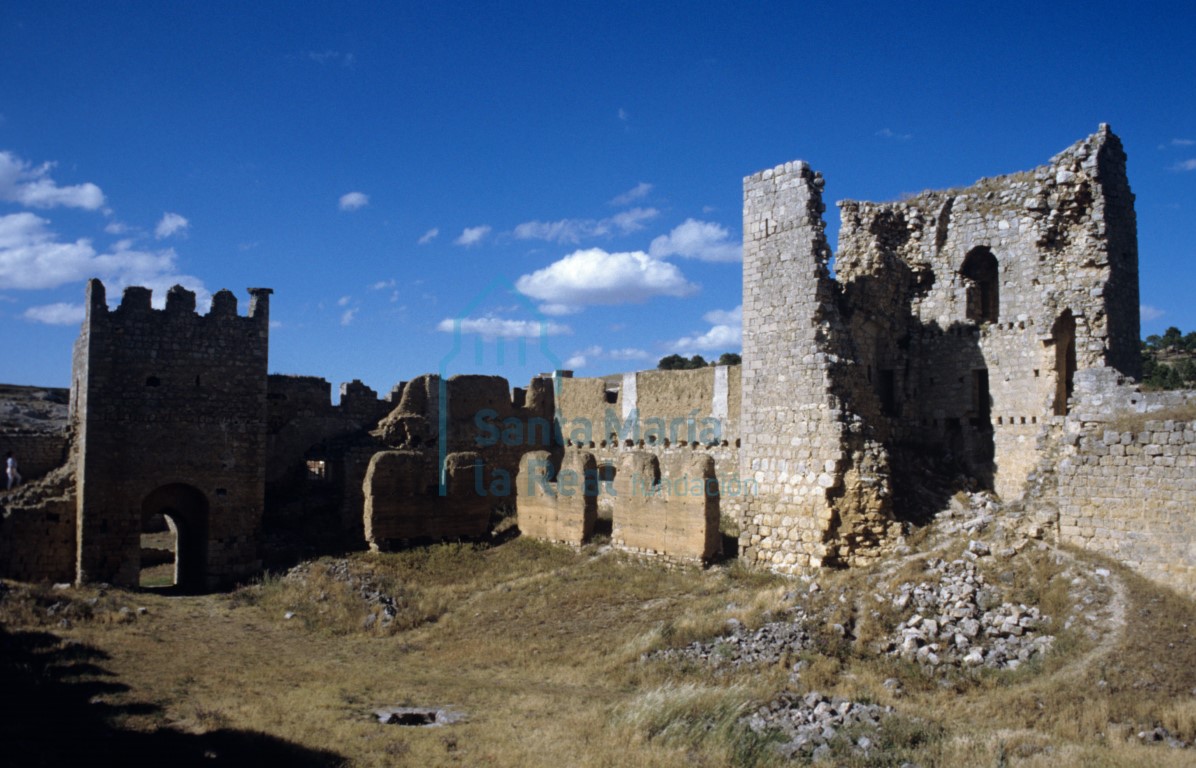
[75,287,269,588]
[833,128,1138,502]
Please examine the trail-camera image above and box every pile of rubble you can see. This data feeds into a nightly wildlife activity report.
[284,558,400,629]
[742,691,895,761]
[645,610,814,670]
[879,553,1054,670]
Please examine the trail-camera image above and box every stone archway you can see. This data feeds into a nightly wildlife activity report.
[141,484,209,592]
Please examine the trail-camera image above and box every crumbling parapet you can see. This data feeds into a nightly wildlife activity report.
[362,450,489,549]
[516,449,597,545]
[611,450,721,563]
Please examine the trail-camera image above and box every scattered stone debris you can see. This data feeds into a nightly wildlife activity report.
[879,556,1053,670]
[644,610,814,670]
[1136,725,1192,750]
[742,690,896,761]
[374,706,466,727]
[284,558,401,628]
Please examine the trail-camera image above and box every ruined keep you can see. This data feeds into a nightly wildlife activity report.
[72,280,272,589]
[738,125,1146,574]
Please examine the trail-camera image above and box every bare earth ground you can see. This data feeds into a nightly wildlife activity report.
[2,531,1196,767]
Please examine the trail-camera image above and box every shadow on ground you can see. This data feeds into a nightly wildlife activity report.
[0,624,345,767]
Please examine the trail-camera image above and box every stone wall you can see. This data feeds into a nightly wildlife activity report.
[611,450,721,563]
[0,465,76,582]
[362,450,489,548]
[739,160,895,573]
[555,366,744,519]
[516,449,597,545]
[834,124,1139,502]
[739,126,1140,576]
[1049,369,1196,595]
[0,431,69,484]
[72,280,271,589]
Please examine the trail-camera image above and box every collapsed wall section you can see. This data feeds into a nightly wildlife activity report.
[833,124,1140,502]
[362,450,489,548]
[516,449,597,545]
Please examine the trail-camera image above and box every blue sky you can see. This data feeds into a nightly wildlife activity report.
[2,1,1194,396]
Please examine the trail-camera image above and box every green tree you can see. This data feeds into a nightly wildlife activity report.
[657,354,689,370]
[1161,326,1183,349]
[717,352,742,366]
[687,354,708,369]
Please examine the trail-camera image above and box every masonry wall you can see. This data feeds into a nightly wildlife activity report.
[362,450,489,548]
[555,366,744,519]
[1048,370,1196,595]
[516,449,597,545]
[73,280,271,589]
[739,160,896,572]
[0,432,69,484]
[611,450,721,563]
[834,125,1139,502]
[0,465,76,582]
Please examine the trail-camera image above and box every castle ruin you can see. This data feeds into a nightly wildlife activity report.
[2,125,1194,595]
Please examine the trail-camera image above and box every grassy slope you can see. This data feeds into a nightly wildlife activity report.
[2,536,1195,767]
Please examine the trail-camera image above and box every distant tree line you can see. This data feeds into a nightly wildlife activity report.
[1141,326,1196,391]
[657,352,741,370]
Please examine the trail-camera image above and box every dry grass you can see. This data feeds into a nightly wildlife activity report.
[3,536,1196,766]
[1102,401,1196,433]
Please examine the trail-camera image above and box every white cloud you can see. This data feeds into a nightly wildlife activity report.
[515,248,697,314]
[610,182,652,206]
[306,50,355,67]
[22,302,84,325]
[435,316,571,339]
[155,212,189,239]
[340,307,358,326]
[104,221,129,235]
[0,151,105,210]
[339,191,369,211]
[455,225,491,246]
[876,128,913,141]
[618,108,629,122]
[669,305,743,353]
[513,207,658,245]
[649,219,741,262]
[609,347,649,361]
[370,279,395,290]
[418,228,439,244]
[0,213,210,304]
[1170,138,1195,147]
[1170,159,1196,172]
[337,295,352,306]
[1141,304,1165,322]
[564,345,604,369]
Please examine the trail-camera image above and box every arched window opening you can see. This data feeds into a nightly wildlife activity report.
[1052,311,1077,416]
[961,247,1000,324]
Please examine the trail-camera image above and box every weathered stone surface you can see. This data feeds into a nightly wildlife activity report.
[516,449,597,545]
[363,450,489,548]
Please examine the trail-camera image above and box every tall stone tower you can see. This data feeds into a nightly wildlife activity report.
[72,280,272,589]
[739,162,878,572]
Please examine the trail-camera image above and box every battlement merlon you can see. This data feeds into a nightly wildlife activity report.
[248,287,273,326]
